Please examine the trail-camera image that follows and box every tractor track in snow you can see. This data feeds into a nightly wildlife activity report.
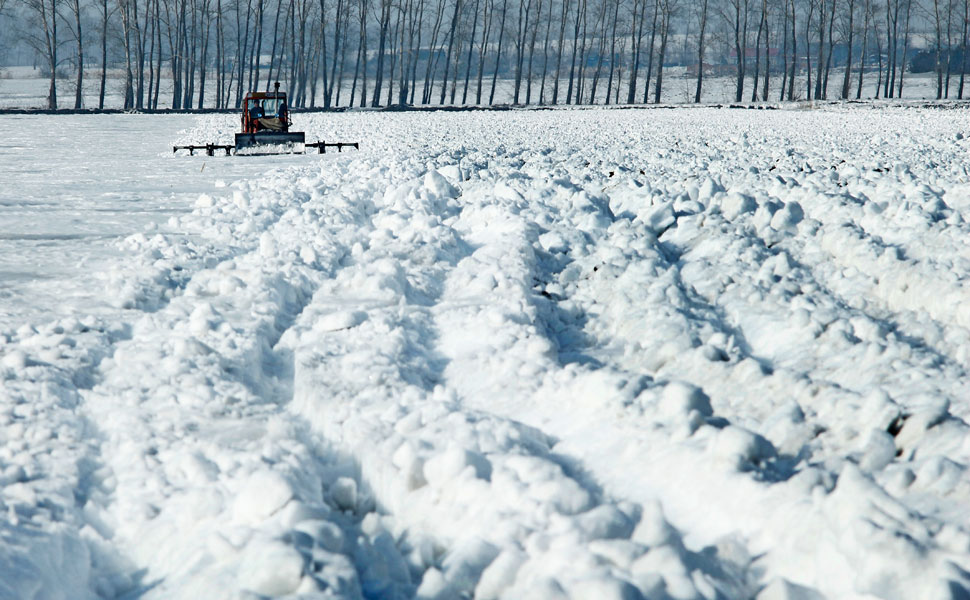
[678,197,970,404]
[66,154,433,597]
[274,159,732,598]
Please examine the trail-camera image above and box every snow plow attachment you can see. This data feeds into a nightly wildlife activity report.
[234,131,306,153]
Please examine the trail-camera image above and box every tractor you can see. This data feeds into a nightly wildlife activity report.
[236,83,303,151]
[174,82,359,156]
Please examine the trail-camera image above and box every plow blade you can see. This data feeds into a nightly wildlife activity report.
[234,131,306,153]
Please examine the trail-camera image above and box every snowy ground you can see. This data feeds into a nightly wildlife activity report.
[0,114,320,330]
[3,105,970,599]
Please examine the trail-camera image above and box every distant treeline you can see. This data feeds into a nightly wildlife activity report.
[1,0,968,110]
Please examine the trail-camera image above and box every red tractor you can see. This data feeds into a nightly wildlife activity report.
[235,82,303,151]
[174,82,359,156]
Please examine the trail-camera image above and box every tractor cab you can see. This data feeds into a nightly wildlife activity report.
[230,81,305,152]
[242,83,291,134]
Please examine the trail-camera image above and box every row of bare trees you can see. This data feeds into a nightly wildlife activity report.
[7,0,970,110]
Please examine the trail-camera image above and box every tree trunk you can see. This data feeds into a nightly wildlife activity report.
[461,0,481,103]
[329,0,346,104]
[574,0,589,103]
[197,0,211,108]
[897,0,911,97]
[875,23,883,98]
[857,0,870,99]
[960,0,968,98]
[814,0,825,99]
[626,0,645,103]
[779,0,788,100]
[359,0,369,106]
[652,0,669,103]
[40,0,59,109]
[121,0,135,108]
[732,0,748,102]
[641,0,658,103]
[945,0,954,98]
[554,0,570,103]
[235,0,250,107]
[842,0,856,98]
[934,0,944,98]
[513,0,527,102]
[216,0,223,107]
[788,0,796,99]
[100,0,108,108]
[475,0,493,103]
[539,0,554,103]
[489,0,508,103]
[525,0,544,103]
[751,0,764,101]
[761,0,770,100]
[805,0,814,100]
[566,0,583,102]
[604,0,620,104]
[386,0,401,105]
[70,0,83,109]
[587,0,608,103]
[822,0,836,98]
[134,0,146,109]
[695,0,708,103]
[438,0,462,104]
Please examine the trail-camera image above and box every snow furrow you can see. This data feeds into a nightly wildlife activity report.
[71,157,414,598]
[278,163,695,599]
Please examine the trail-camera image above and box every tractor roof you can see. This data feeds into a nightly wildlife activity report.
[244,91,287,101]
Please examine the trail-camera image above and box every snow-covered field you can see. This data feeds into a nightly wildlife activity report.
[3,105,970,599]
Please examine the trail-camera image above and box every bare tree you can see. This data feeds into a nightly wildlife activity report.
[841,0,856,98]
[821,0,836,98]
[857,0,872,99]
[787,0,796,99]
[602,0,620,103]
[23,0,61,108]
[813,0,826,99]
[695,0,709,102]
[761,0,771,99]
[893,0,910,97]
[98,0,111,108]
[626,0,647,103]
[524,0,544,102]
[653,0,673,103]
[420,0,445,102]
[488,0,507,103]
[641,0,658,103]
[751,0,765,100]
[438,0,461,103]
[64,0,83,108]
[475,0,494,103]
[537,0,553,102]
[723,0,750,102]
[554,0,570,103]
[804,0,815,99]
[461,0,481,102]
[960,0,968,98]
[565,0,584,102]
